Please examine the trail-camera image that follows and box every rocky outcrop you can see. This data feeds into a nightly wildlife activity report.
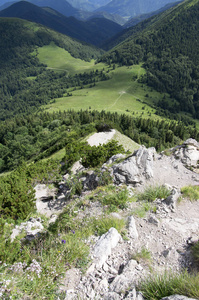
[11,217,44,242]
[111,146,155,185]
[173,138,199,168]
[91,227,121,269]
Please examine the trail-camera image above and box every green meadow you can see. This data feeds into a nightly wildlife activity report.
[36,43,199,128]
[36,42,105,74]
[36,44,161,117]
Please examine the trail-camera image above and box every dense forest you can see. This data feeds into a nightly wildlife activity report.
[0,109,198,173]
[99,0,199,118]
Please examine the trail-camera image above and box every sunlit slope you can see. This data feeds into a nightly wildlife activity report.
[35,42,105,74]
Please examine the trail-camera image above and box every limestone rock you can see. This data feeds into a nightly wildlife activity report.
[105,153,126,165]
[162,188,181,211]
[109,274,131,293]
[11,217,44,242]
[173,138,199,167]
[128,216,139,239]
[103,292,121,300]
[161,295,198,300]
[71,160,84,175]
[92,228,121,268]
[112,146,155,185]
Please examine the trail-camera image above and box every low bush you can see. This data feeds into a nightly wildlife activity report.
[63,139,125,170]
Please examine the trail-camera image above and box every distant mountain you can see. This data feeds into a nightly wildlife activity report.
[100,0,199,118]
[124,0,182,28]
[95,0,181,19]
[0,1,122,46]
[0,0,125,24]
[66,0,111,11]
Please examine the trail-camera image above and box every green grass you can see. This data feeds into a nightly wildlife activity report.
[136,185,171,202]
[138,271,199,300]
[181,185,199,201]
[192,240,199,267]
[133,202,157,218]
[41,62,164,119]
[132,247,152,265]
[35,42,105,75]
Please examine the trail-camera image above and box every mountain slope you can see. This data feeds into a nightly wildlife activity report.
[95,0,181,19]
[100,0,199,118]
[0,17,104,120]
[0,1,122,46]
[124,0,182,28]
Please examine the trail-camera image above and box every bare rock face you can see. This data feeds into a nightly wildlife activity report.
[173,138,199,168]
[112,146,155,185]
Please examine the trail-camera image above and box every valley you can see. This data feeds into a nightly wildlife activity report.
[0,0,199,299]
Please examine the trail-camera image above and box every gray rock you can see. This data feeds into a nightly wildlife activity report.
[109,274,131,293]
[112,146,155,186]
[128,216,139,239]
[173,138,199,167]
[163,188,180,211]
[71,160,84,175]
[103,292,121,300]
[11,217,44,242]
[148,215,159,226]
[122,259,138,277]
[92,228,121,268]
[106,154,126,165]
[161,295,197,300]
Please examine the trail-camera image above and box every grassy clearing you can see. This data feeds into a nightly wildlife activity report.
[35,42,105,75]
[138,271,199,300]
[181,185,199,201]
[41,63,164,119]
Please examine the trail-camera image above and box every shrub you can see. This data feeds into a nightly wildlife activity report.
[0,167,36,220]
[63,139,125,170]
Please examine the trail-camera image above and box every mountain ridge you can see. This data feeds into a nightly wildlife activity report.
[0,1,122,46]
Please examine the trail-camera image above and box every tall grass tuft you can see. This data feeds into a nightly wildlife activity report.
[138,271,199,300]
[136,185,171,202]
[181,185,199,201]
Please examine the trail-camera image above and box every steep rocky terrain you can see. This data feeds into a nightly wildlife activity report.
[28,133,199,299]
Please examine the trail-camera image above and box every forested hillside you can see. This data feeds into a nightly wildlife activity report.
[0,18,104,120]
[0,109,198,173]
[100,0,199,118]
